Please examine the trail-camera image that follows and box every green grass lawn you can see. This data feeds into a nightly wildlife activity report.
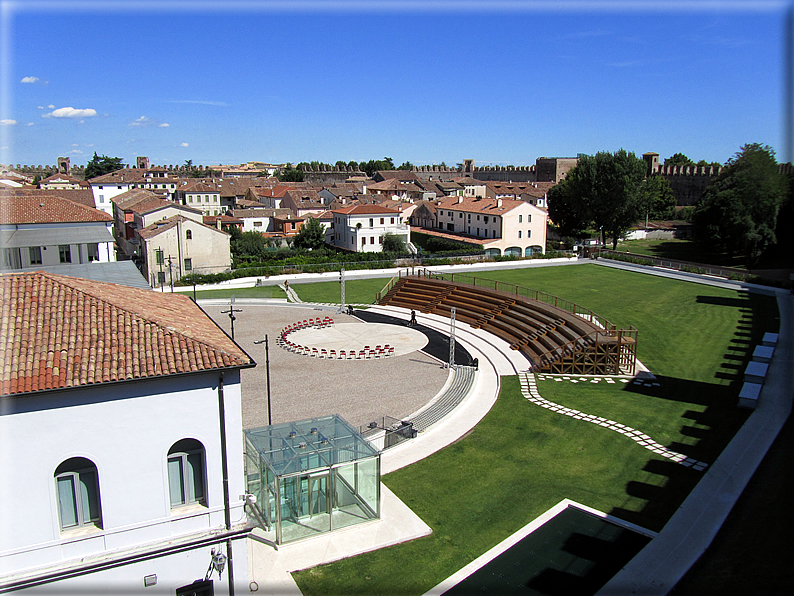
[175,277,392,304]
[613,238,746,268]
[288,264,778,595]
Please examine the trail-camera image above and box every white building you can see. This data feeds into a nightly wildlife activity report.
[0,271,255,595]
[330,204,410,252]
[435,195,547,256]
[0,193,116,269]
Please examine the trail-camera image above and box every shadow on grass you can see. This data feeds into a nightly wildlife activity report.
[606,376,750,531]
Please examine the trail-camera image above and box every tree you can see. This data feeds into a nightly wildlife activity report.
[85,152,124,179]
[230,230,268,261]
[665,153,695,166]
[293,217,326,250]
[276,168,304,182]
[359,157,394,177]
[547,149,647,248]
[642,175,677,221]
[397,161,414,170]
[693,143,788,266]
[381,232,407,253]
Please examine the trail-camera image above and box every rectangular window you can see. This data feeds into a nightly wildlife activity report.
[390,217,395,224]
[518,230,522,239]
[527,230,531,238]
[370,237,375,244]
[87,244,99,261]
[477,215,481,221]
[468,214,471,222]
[29,246,42,265]
[156,249,164,265]
[253,221,262,227]
[99,195,104,203]
[362,237,366,247]
[518,214,522,223]
[184,258,192,271]
[380,218,384,225]
[439,210,443,216]
[59,245,71,263]
[484,216,489,224]
[459,213,462,218]
[157,271,166,284]
[369,218,374,227]
[168,452,205,507]
[56,469,101,530]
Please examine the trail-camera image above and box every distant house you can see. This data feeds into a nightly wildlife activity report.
[138,215,231,287]
[38,173,90,191]
[279,188,327,217]
[409,200,438,229]
[435,195,547,257]
[231,208,295,235]
[112,189,203,260]
[0,270,254,595]
[88,167,180,216]
[174,182,223,216]
[0,191,115,269]
[330,204,409,253]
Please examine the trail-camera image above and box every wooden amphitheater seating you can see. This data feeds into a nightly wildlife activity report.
[379,275,632,374]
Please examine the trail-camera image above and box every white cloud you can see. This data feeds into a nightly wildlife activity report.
[43,107,98,119]
[159,123,170,127]
[180,142,189,147]
[130,116,150,126]
[48,104,54,109]
[69,149,84,154]
[21,76,39,83]
[71,143,79,146]
[0,119,17,126]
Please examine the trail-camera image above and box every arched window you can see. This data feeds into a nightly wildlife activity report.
[55,458,102,530]
[186,229,192,240]
[168,439,206,508]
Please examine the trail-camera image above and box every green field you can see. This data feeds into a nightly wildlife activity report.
[289,264,778,595]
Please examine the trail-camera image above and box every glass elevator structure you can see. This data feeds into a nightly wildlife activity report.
[244,415,381,544]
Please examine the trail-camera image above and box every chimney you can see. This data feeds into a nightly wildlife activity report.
[216,218,222,230]
[497,198,503,208]
[457,196,463,203]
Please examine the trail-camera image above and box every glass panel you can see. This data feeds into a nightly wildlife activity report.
[187,452,204,503]
[80,470,101,523]
[168,456,185,507]
[356,457,380,518]
[57,475,78,528]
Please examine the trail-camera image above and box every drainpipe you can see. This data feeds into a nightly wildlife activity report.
[217,372,234,596]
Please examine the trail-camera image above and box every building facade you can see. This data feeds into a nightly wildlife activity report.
[330,204,409,253]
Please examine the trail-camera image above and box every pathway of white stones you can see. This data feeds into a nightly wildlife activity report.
[519,372,709,471]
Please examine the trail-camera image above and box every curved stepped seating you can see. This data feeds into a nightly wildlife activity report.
[379,274,636,375]
[406,366,477,433]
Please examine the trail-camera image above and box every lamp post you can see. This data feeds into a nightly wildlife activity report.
[221,295,242,341]
[253,335,273,425]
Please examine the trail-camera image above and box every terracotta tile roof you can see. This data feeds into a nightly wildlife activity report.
[0,271,253,396]
[113,188,170,212]
[87,168,146,184]
[40,173,90,188]
[332,203,400,216]
[179,182,220,193]
[0,188,96,209]
[436,196,526,214]
[0,192,111,224]
[138,215,229,240]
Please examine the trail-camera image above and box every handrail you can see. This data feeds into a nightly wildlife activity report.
[419,269,615,331]
[376,273,401,303]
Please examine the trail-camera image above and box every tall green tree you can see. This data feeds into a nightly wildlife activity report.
[85,152,124,179]
[547,149,647,248]
[293,217,326,250]
[277,168,305,182]
[642,175,677,221]
[693,143,788,266]
[665,153,695,166]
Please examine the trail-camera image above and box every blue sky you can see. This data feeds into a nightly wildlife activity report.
[1,1,790,169]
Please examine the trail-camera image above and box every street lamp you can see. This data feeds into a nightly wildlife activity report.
[253,335,273,425]
[221,295,242,341]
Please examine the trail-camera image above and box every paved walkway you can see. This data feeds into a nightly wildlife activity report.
[522,373,710,471]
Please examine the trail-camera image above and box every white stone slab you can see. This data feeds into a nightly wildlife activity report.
[752,344,775,364]
[761,332,778,347]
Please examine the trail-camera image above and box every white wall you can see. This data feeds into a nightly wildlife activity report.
[0,370,245,579]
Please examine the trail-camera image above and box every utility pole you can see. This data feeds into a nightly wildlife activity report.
[221,295,242,341]
[253,335,273,425]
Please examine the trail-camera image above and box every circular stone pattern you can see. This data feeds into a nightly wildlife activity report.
[289,322,428,357]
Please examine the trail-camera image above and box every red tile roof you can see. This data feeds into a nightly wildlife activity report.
[0,271,253,396]
[332,203,400,215]
[0,192,111,224]
[0,188,96,209]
